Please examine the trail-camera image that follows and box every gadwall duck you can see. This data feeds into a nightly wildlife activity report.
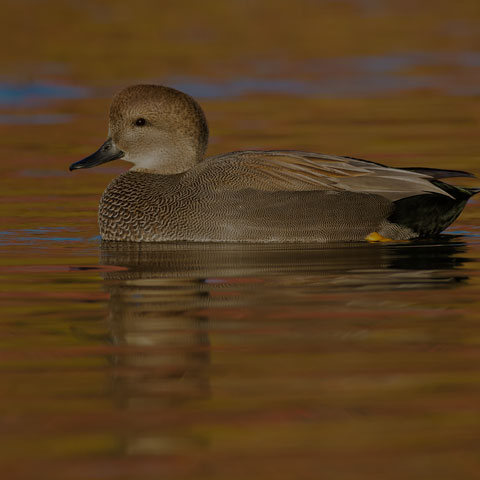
[70,84,479,242]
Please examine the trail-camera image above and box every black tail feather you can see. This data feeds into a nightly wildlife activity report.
[402,167,476,179]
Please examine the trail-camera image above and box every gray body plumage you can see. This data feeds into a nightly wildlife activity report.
[99,150,473,242]
[69,85,478,243]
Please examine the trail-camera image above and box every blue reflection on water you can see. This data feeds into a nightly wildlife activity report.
[0,227,86,246]
[0,83,87,107]
[1,51,480,108]
[168,78,315,98]
[0,113,73,125]
[167,74,426,99]
[166,51,480,98]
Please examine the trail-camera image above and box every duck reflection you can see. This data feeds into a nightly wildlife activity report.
[99,238,470,454]
[100,237,470,294]
[105,275,211,410]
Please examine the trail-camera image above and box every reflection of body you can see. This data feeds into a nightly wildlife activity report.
[70,85,479,242]
[101,239,468,456]
[101,239,469,290]
[102,239,469,404]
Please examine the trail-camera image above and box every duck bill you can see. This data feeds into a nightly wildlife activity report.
[69,138,124,171]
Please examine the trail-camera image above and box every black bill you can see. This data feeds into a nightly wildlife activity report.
[69,138,124,171]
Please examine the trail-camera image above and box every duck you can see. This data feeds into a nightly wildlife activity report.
[69,84,479,243]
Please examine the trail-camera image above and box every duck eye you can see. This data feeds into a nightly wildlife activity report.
[135,118,146,126]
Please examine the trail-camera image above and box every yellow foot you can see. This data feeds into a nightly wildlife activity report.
[365,231,394,242]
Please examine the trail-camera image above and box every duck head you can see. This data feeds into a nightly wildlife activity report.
[69,84,209,174]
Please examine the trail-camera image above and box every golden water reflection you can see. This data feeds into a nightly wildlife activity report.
[76,239,480,479]
[2,0,480,477]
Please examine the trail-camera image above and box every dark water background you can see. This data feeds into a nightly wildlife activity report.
[2,1,480,479]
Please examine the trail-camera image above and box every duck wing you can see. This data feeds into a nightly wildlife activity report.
[204,150,454,201]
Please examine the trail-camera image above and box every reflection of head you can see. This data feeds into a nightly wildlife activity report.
[105,264,212,409]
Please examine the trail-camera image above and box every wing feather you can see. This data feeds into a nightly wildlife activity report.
[201,150,454,200]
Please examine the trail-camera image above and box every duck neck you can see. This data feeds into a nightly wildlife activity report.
[129,140,201,174]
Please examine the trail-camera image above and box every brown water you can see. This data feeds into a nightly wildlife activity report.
[2,1,480,479]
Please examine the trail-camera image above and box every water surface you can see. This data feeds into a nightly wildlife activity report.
[2,1,480,479]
